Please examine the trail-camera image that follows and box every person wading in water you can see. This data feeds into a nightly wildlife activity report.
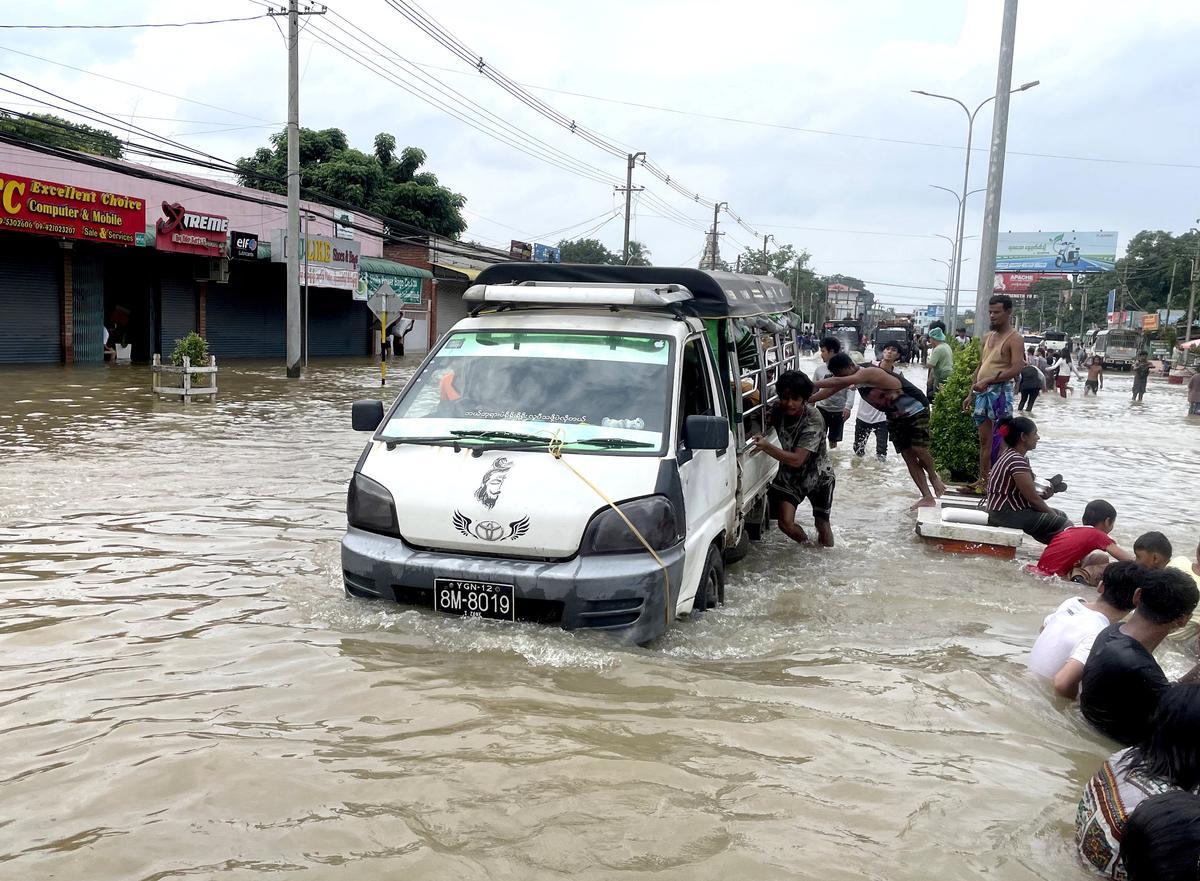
[964,294,1025,491]
[813,354,945,509]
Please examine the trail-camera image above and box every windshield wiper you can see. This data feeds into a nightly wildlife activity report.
[563,436,656,449]
[379,435,464,450]
[450,429,549,444]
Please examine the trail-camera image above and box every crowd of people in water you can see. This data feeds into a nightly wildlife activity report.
[750,293,1200,877]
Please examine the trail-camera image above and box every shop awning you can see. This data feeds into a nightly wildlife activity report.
[359,257,433,279]
[431,260,482,281]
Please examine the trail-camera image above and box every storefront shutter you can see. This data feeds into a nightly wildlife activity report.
[72,249,105,363]
[160,269,196,354]
[204,263,286,359]
[307,290,371,357]
[0,235,60,364]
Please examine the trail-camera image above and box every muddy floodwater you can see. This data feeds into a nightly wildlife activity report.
[2,358,1197,880]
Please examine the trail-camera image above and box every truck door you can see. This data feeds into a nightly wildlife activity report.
[675,335,735,611]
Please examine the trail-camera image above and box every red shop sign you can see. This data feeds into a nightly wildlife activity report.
[0,171,144,245]
[155,201,229,255]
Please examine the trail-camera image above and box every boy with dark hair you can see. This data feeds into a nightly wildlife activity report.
[1034,499,1132,583]
[811,336,854,449]
[1029,561,1143,699]
[751,370,836,547]
[813,354,945,508]
[1134,531,1173,569]
[1080,568,1200,745]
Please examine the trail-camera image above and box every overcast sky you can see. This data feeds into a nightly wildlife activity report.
[3,0,1198,312]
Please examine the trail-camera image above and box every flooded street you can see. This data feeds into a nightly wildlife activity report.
[2,358,1197,881]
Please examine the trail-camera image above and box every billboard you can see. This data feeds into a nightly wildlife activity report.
[270,230,361,290]
[0,170,144,245]
[509,239,532,260]
[993,271,1070,295]
[532,242,560,263]
[995,231,1117,273]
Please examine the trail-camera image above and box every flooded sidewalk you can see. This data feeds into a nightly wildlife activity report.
[1,359,1197,880]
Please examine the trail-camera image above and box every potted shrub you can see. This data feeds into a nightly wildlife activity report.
[930,338,981,484]
[154,332,217,400]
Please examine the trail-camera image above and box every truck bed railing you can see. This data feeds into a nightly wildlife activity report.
[740,331,802,453]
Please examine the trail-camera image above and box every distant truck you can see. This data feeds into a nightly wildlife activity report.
[874,320,915,362]
[822,319,864,356]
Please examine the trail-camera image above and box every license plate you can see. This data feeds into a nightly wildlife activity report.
[433,578,515,621]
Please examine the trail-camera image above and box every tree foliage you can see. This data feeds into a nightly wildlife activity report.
[0,111,123,158]
[930,338,981,482]
[555,238,652,265]
[235,127,466,238]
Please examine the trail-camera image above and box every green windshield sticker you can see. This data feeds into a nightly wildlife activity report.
[439,332,669,364]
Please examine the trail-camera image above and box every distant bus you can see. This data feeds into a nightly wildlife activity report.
[1092,328,1141,370]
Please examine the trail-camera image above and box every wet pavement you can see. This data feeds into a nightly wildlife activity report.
[1,358,1197,880]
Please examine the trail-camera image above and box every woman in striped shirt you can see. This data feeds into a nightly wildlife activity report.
[985,415,1070,543]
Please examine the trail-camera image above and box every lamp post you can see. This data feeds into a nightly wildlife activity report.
[761,233,775,273]
[930,185,984,312]
[913,79,1039,327]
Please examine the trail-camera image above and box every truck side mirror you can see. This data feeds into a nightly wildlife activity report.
[352,399,384,432]
[683,415,729,451]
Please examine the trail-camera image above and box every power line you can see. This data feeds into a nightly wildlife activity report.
[0,44,274,123]
[0,14,269,29]
[374,0,764,236]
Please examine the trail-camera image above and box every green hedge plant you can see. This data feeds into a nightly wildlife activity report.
[930,338,981,483]
[170,331,209,367]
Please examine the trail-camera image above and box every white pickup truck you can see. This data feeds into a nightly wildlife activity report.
[341,264,802,644]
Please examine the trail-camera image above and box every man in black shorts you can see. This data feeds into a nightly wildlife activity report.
[752,370,836,546]
[814,353,946,509]
[1080,567,1200,745]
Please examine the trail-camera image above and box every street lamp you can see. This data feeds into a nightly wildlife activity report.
[930,184,984,311]
[912,80,1039,324]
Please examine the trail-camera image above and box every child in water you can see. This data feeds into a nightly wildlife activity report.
[1084,356,1105,396]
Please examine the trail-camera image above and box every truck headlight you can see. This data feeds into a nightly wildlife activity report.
[580,496,680,556]
[347,473,400,536]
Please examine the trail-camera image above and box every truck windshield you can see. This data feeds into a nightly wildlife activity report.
[381,330,673,453]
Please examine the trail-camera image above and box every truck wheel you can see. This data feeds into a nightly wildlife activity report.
[691,544,725,615]
[725,524,751,565]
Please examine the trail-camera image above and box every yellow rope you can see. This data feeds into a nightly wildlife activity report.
[546,429,674,631]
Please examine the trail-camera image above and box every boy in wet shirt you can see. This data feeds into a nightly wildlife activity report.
[1029,561,1142,699]
[1034,499,1133,584]
[752,370,836,547]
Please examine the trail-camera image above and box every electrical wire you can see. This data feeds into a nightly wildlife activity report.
[0,44,273,123]
[301,20,622,188]
[374,0,764,237]
[0,14,270,29]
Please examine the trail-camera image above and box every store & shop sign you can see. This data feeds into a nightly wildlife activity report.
[357,268,422,304]
[155,201,229,255]
[230,231,259,260]
[0,171,144,245]
[270,229,361,291]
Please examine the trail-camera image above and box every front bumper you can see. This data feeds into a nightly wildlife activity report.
[340,527,687,644]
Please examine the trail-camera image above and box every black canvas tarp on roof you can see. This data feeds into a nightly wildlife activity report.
[471,262,793,318]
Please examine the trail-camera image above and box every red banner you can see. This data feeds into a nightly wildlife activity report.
[155,201,229,255]
[0,171,145,245]
[993,271,1070,295]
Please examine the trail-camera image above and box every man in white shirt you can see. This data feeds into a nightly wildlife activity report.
[1028,561,1143,698]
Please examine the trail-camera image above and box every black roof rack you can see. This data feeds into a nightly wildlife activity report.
[472,263,793,318]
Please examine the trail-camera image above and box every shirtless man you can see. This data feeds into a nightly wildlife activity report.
[814,354,946,508]
[1084,355,1105,395]
[964,294,1025,488]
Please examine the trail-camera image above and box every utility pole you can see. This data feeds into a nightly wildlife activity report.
[1187,225,1199,343]
[708,201,727,270]
[269,1,325,378]
[972,0,1020,336]
[616,151,645,264]
[761,234,775,275]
